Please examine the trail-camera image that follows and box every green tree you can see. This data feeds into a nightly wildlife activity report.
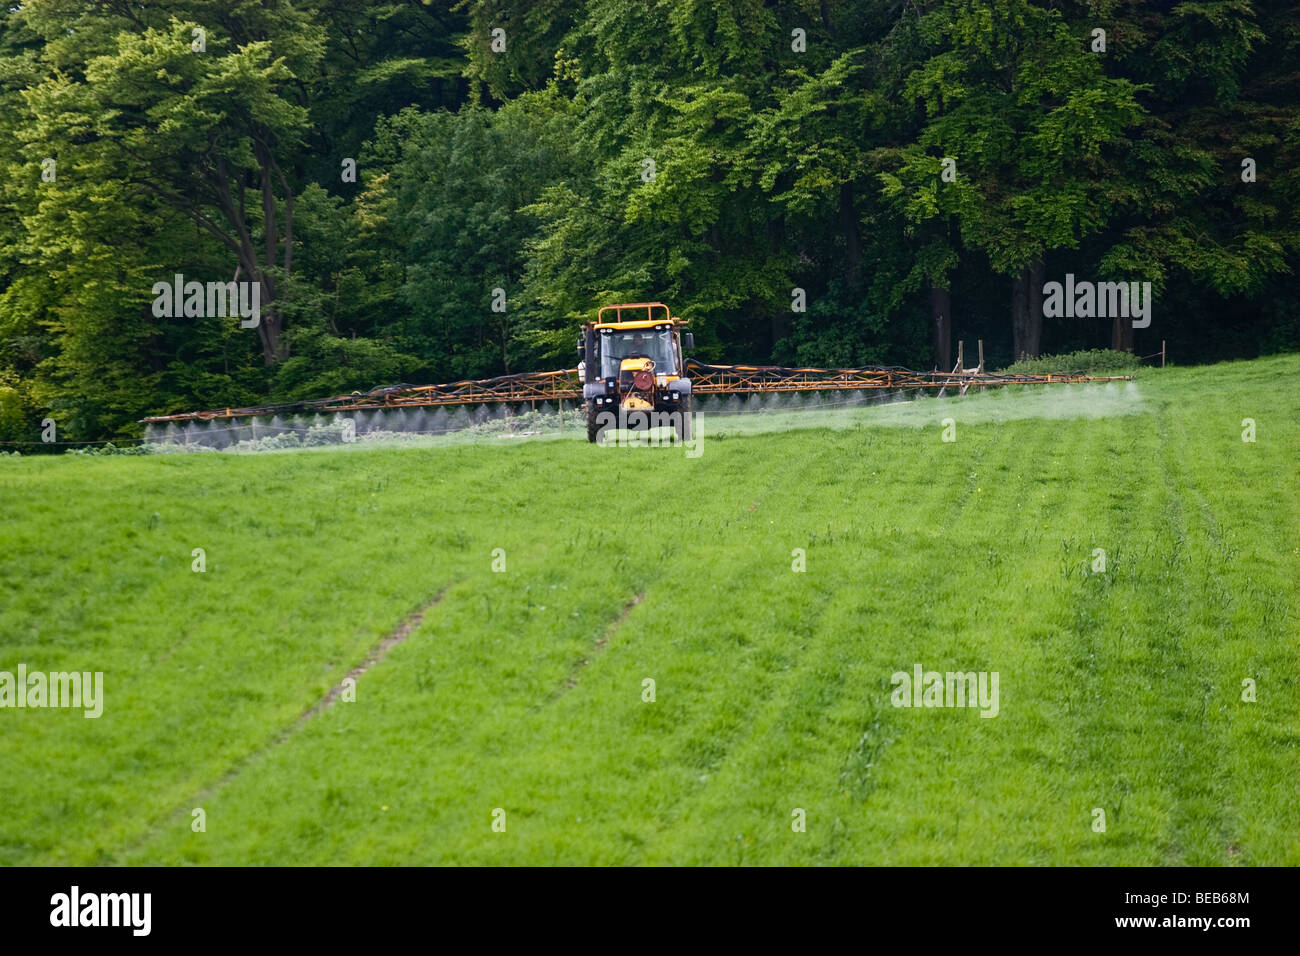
[881,0,1144,359]
[19,3,325,365]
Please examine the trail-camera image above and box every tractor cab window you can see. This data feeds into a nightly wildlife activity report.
[600,328,677,378]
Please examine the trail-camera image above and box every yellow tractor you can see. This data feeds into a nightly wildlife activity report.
[578,302,694,443]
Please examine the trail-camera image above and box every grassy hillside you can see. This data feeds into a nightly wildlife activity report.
[1,355,1297,865]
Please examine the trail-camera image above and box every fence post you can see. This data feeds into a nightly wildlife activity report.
[1161,340,1166,368]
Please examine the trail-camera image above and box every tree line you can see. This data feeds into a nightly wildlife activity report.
[1,0,1296,443]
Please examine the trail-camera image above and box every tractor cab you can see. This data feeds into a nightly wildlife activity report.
[599,323,679,381]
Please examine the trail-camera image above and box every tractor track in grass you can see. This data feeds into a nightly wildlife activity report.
[1054,405,1229,863]
[638,432,908,839]
[301,588,449,720]
[1156,401,1256,861]
[643,425,1011,861]
[1138,404,1232,863]
[560,591,646,694]
[486,434,854,857]
[548,445,792,705]
[123,586,451,861]
[1042,415,1152,858]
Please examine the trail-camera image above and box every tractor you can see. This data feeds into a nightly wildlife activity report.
[577,302,694,443]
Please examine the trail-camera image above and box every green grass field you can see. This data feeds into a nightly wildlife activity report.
[2,355,1297,865]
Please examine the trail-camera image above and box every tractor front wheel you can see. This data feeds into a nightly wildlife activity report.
[586,400,600,443]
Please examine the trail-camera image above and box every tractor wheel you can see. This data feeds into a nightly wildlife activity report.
[586,400,600,443]
[676,395,692,442]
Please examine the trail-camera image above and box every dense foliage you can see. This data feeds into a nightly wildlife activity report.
[1,0,1296,441]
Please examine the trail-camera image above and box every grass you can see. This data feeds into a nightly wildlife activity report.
[0,354,1297,865]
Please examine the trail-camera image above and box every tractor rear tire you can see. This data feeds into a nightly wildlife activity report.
[586,400,600,443]
[676,395,692,443]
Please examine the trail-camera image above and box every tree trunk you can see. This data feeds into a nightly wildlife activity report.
[1010,271,1027,362]
[230,242,284,366]
[201,148,294,365]
[820,0,836,36]
[1111,309,1134,352]
[259,303,286,365]
[930,283,951,370]
[1030,257,1044,355]
[1011,258,1044,360]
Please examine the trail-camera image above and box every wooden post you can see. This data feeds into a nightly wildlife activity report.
[1161,340,1166,368]
[977,339,985,373]
[957,340,964,372]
